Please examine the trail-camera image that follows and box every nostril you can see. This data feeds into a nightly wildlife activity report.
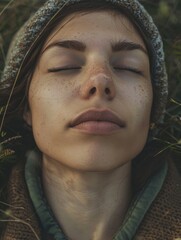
[90,87,96,95]
[105,88,110,94]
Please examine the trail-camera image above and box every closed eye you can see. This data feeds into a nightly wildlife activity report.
[114,66,143,75]
[48,66,81,73]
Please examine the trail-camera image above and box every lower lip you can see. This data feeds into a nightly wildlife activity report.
[71,121,122,134]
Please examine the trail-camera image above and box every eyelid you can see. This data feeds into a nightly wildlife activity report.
[114,66,143,75]
[48,66,81,73]
[47,65,143,75]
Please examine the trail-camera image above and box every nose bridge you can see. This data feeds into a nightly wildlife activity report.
[91,65,110,79]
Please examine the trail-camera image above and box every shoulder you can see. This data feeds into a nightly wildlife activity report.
[0,161,43,240]
[135,159,181,239]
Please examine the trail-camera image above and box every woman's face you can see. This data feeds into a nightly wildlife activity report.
[26,11,153,171]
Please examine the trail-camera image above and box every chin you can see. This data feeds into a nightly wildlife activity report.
[39,128,148,172]
[45,147,138,173]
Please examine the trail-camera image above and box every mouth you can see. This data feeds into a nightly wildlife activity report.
[69,109,126,134]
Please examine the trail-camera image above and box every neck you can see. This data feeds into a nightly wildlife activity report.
[42,157,132,240]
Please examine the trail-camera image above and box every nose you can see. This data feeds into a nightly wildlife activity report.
[80,72,116,100]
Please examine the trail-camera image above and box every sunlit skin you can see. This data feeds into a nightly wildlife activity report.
[25,11,153,240]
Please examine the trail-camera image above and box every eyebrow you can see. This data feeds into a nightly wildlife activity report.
[111,40,148,55]
[42,40,86,54]
[42,39,147,55]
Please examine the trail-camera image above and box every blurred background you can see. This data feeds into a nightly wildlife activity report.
[0,0,181,170]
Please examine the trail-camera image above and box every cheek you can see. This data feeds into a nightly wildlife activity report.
[123,82,153,154]
[132,84,153,127]
[123,82,153,128]
[28,79,69,143]
[29,75,74,112]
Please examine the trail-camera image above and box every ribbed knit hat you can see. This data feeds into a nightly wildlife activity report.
[1,0,168,124]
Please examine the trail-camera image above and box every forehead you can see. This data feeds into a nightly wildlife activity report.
[43,11,146,50]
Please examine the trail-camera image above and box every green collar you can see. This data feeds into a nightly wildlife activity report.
[25,151,168,240]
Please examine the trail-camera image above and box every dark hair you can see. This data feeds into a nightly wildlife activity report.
[0,0,165,193]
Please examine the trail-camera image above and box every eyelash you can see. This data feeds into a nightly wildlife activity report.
[48,66,143,75]
[48,66,81,73]
[114,67,143,75]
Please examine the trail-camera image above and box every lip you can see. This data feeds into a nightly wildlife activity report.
[69,109,126,134]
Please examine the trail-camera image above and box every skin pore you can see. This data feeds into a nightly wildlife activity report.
[24,11,153,240]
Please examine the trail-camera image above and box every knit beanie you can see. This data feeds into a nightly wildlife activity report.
[1,0,168,124]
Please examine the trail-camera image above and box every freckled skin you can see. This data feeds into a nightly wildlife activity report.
[25,11,153,172]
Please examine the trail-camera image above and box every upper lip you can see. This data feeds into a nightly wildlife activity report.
[69,109,126,128]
